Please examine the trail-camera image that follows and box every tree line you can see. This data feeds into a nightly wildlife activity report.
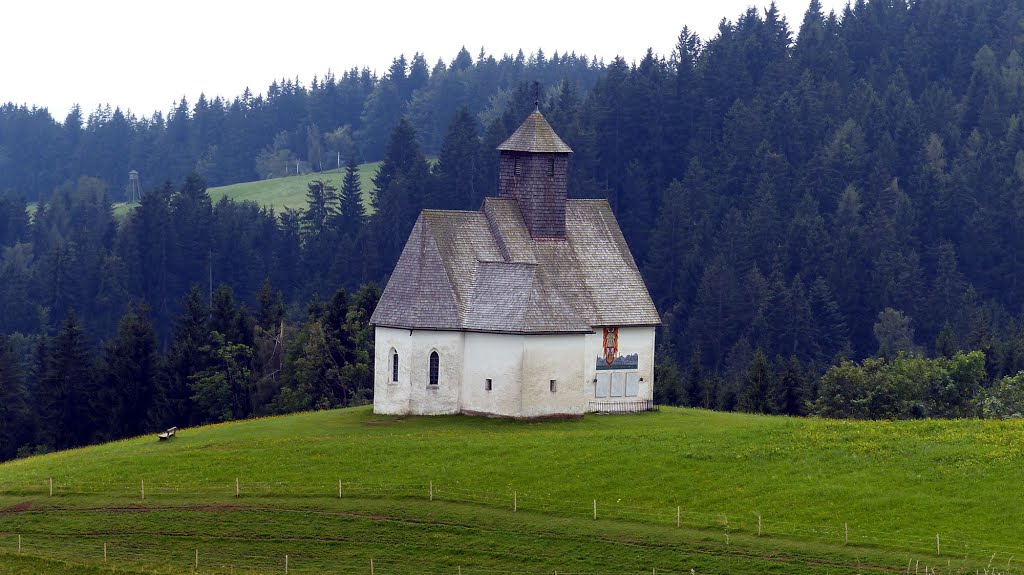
[5,0,1024,457]
[0,49,602,202]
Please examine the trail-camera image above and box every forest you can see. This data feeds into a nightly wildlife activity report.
[5,0,1024,459]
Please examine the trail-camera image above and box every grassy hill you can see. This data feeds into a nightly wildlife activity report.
[1,407,1022,574]
[110,162,381,218]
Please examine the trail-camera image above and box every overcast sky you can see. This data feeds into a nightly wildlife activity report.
[2,0,848,121]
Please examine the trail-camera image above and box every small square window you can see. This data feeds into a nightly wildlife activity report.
[485,378,493,391]
[549,379,557,392]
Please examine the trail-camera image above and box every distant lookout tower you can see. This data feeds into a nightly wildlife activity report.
[127,170,141,203]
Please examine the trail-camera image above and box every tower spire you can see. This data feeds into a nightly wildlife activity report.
[496,109,573,239]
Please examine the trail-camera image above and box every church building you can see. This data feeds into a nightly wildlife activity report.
[370,107,660,417]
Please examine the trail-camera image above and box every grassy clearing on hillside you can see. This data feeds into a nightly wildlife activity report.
[111,161,380,218]
[207,162,379,213]
[1,407,1022,574]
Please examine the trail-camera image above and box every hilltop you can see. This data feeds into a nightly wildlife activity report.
[1,407,1022,574]
[108,162,381,217]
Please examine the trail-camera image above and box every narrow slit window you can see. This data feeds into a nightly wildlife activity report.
[485,378,492,391]
[547,157,555,177]
[391,351,399,382]
[549,379,557,392]
[429,352,439,386]
[513,155,522,177]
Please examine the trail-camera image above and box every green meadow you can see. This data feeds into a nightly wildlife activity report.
[110,162,381,218]
[1,407,1022,574]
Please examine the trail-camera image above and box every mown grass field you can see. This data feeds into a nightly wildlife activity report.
[110,161,381,218]
[1,407,1022,574]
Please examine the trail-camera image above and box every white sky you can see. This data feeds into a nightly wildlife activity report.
[1,0,848,121]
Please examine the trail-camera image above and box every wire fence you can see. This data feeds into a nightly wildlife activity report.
[1,478,1021,574]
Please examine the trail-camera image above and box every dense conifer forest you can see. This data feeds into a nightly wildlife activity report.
[5,0,1024,459]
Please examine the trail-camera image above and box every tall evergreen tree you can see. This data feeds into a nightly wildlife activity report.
[335,156,366,234]
[0,334,29,459]
[432,107,485,210]
[99,305,159,439]
[37,311,96,450]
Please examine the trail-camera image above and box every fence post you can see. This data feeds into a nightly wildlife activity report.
[758,514,762,537]
[104,542,107,563]
[936,534,940,556]
[195,549,199,573]
[339,479,343,499]
[236,477,240,498]
[593,499,597,520]
[677,506,680,528]
[17,534,20,554]
[49,477,53,497]
[429,481,433,501]
[514,491,517,512]
[141,479,145,500]
[370,558,375,575]
[285,554,289,573]
[844,522,849,545]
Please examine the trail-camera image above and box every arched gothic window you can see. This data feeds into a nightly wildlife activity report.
[429,351,439,386]
[391,350,399,382]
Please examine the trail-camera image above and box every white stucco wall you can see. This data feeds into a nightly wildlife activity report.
[584,326,656,409]
[373,327,464,415]
[520,334,589,416]
[374,325,655,417]
[460,332,525,417]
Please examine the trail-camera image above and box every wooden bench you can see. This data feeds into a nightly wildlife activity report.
[158,427,178,441]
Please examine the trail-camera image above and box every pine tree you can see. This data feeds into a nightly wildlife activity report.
[809,276,851,365]
[99,305,158,439]
[738,348,775,414]
[37,311,96,450]
[432,107,485,210]
[301,179,339,241]
[775,355,809,416]
[935,321,959,358]
[150,288,209,428]
[0,334,29,460]
[371,119,433,270]
[335,156,366,234]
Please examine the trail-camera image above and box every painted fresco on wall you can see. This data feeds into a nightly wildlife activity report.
[602,327,618,365]
[595,352,639,371]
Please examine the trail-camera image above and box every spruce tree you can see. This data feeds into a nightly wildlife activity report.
[738,348,775,415]
[100,305,158,439]
[432,107,485,210]
[335,156,366,234]
[0,334,29,460]
[37,311,96,450]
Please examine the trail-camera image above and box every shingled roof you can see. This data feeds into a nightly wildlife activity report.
[497,109,573,154]
[370,198,660,334]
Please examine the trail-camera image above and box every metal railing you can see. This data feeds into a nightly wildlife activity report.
[587,399,655,413]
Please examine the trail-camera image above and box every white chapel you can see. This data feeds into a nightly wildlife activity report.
[370,108,660,417]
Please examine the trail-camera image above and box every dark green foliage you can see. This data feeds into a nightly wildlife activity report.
[371,119,433,271]
[431,107,486,210]
[336,157,366,233]
[0,334,30,459]
[814,351,987,420]
[272,288,376,413]
[98,305,158,439]
[738,348,775,414]
[37,311,97,450]
[8,3,1024,455]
